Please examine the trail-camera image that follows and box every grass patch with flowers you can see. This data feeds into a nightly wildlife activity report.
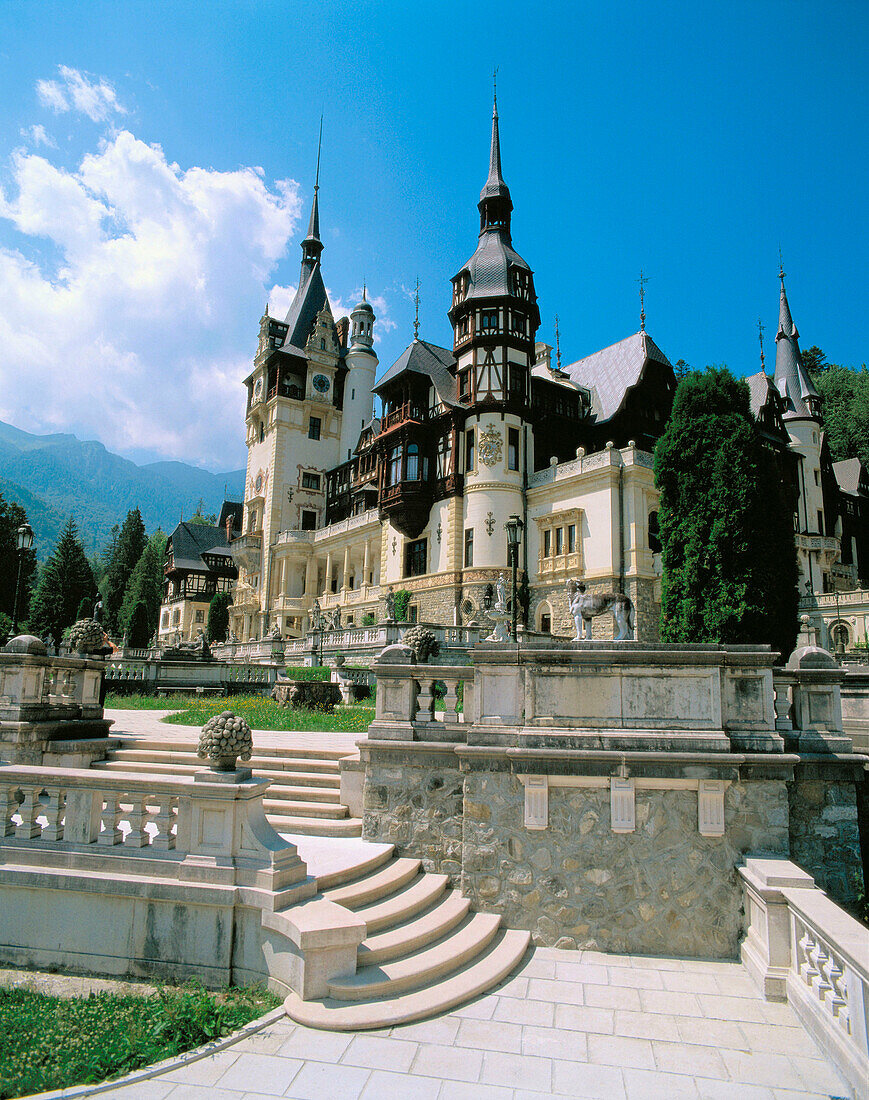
[0,981,279,1099]
[106,692,375,734]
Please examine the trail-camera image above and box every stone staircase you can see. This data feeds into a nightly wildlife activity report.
[284,846,531,1029]
[90,739,362,837]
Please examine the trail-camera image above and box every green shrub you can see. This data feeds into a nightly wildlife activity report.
[361,612,376,626]
[393,589,411,622]
[284,665,331,681]
[0,982,278,1099]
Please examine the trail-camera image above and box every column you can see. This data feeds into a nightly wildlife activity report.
[363,541,371,590]
[325,552,333,594]
[304,555,317,596]
[342,546,351,590]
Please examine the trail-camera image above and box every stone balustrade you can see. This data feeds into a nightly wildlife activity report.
[739,857,869,1099]
[104,657,280,695]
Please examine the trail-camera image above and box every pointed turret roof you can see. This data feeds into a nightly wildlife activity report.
[773,269,819,421]
[480,93,511,204]
[282,130,329,351]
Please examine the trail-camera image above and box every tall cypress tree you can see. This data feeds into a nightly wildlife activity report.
[0,493,37,629]
[29,517,97,648]
[119,531,167,640]
[654,367,799,659]
[102,508,146,636]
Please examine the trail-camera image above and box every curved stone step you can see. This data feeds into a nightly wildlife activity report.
[329,912,502,1000]
[263,785,341,804]
[271,816,362,837]
[323,857,421,909]
[262,800,348,820]
[110,738,352,761]
[92,759,341,787]
[359,890,471,965]
[284,929,531,1031]
[316,845,396,892]
[353,873,449,933]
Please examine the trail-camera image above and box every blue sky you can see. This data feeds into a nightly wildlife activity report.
[0,0,865,471]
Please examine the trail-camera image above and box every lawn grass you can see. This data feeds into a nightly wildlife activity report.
[106,692,375,733]
[0,982,279,1099]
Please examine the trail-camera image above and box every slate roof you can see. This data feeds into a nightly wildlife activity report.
[833,458,866,496]
[457,230,532,302]
[480,102,511,204]
[218,500,243,533]
[746,370,780,418]
[282,261,329,352]
[774,279,819,420]
[373,339,458,406]
[167,522,234,572]
[564,331,672,423]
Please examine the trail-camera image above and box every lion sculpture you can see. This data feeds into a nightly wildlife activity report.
[567,579,635,641]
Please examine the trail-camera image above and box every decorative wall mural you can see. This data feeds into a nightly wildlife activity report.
[478,425,503,467]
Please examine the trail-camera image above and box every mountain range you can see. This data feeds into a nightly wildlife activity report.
[0,420,245,558]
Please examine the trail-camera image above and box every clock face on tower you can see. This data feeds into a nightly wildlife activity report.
[253,378,263,400]
[312,374,330,393]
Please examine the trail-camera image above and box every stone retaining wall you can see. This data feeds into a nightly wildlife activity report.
[787,775,863,908]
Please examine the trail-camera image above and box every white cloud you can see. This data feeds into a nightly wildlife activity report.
[0,130,302,467]
[36,66,126,122]
[19,124,56,148]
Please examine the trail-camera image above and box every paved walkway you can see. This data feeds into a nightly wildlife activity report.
[94,710,852,1099]
[95,947,850,1100]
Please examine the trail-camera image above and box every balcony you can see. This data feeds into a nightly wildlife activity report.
[273,529,315,548]
[379,480,433,539]
[381,402,428,434]
[230,532,262,573]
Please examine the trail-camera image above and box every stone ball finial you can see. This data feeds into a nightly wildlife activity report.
[197,710,253,772]
[402,625,440,663]
[786,645,838,671]
[4,634,48,655]
[68,619,106,654]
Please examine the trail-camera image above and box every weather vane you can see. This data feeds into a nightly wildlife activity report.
[779,247,785,283]
[554,313,562,370]
[493,67,498,112]
[637,269,650,332]
[413,278,420,340]
[758,318,765,370]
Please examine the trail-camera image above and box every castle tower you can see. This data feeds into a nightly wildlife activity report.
[773,266,829,593]
[448,89,540,570]
[339,291,378,461]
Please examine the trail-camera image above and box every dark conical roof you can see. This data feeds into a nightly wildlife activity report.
[773,274,819,421]
[283,260,329,351]
[480,98,511,204]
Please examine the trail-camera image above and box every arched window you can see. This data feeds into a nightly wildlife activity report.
[537,601,553,634]
[388,445,401,486]
[831,622,850,651]
[406,443,419,480]
[648,511,661,554]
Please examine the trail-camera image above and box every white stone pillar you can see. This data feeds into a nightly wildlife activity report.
[342,546,351,590]
[363,541,371,589]
[304,556,317,596]
[325,552,333,594]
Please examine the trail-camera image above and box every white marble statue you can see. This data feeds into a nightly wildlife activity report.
[568,579,635,641]
[494,572,508,612]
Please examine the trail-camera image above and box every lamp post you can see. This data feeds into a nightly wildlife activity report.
[11,522,34,639]
[505,515,524,642]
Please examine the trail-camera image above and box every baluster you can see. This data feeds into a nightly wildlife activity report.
[124,795,150,847]
[0,786,20,836]
[824,955,849,1024]
[416,677,435,722]
[812,941,832,999]
[99,794,124,845]
[798,927,817,985]
[443,677,459,722]
[150,795,176,850]
[41,787,65,841]
[15,787,41,839]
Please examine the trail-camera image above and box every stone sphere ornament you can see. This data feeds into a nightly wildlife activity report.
[197,710,254,772]
[402,625,441,663]
[68,618,106,654]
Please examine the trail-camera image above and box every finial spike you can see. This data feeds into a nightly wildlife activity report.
[554,314,562,371]
[758,318,765,370]
[637,269,649,332]
[779,246,785,283]
[315,114,323,190]
[362,279,367,301]
[493,67,498,115]
[413,278,420,341]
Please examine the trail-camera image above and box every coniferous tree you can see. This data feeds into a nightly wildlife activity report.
[119,531,166,640]
[127,601,151,648]
[101,509,146,636]
[76,597,92,620]
[0,493,37,628]
[654,367,799,659]
[207,591,232,643]
[29,517,97,648]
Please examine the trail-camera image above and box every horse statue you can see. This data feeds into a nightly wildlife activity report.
[567,579,635,641]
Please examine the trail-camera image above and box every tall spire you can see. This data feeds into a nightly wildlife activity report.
[773,261,819,420]
[301,116,324,270]
[637,269,649,332]
[412,277,420,341]
[478,77,513,237]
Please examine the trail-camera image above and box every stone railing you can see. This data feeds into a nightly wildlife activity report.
[0,762,308,895]
[739,857,868,1099]
[801,588,869,611]
[104,658,279,695]
[210,639,284,663]
[368,660,476,741]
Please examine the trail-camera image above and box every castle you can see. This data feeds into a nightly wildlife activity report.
[158,95,867,650]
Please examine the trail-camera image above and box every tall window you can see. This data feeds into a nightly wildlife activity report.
[388,445,401,486]
[458,370,471,401]
[464,528,474,567]
[308,416,321,440]
[465,429,475,472]
[544,529,551,557]
[406,443,419,480]
[567,524,576,553]
[507,427,520,471]
[405,538,427,578]
[555,527,564,555]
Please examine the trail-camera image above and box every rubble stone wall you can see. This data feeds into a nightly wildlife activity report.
[787,777,863,909]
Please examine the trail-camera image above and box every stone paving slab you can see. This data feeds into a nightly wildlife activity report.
[90,947,852,1100]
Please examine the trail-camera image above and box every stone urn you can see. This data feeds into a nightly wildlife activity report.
[197,710,253,773]
[67,619,105,654]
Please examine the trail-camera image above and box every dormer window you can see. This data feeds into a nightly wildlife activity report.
[481,310,498,332]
